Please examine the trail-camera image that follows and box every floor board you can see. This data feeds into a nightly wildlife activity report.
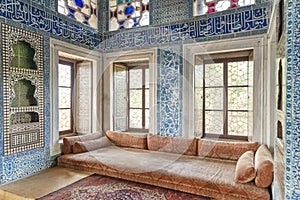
[0,167,92,199]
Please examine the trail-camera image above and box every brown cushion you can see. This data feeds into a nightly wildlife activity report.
[147,134,197,156]
[235,150,256,183]
[198,139,259,161]
[255,144,274,188]
[73,136,112,154]
[106,131,147,150]
[62,133,102,154]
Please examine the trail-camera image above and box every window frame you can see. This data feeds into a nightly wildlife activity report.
[200,56,250,140]
[50,39,102,156]
[182,37,269,143]
[127,65,149,133]
[103,49,157,135]
[58,60,75,136]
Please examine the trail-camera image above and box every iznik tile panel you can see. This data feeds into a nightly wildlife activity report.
[152,0,192,25]
[0,0,100,49]
[157,45,183,137]
[285,0,300,199]
[104,7,269,51]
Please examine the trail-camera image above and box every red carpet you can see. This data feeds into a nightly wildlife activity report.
[37,174,211,200]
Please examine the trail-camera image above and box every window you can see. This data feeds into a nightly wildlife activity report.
[109,0,150,31]
[58,61,74,135]
[113,62,149,132]
[193,0,255,16]
[194,52,253,140]
[58,0,98,29]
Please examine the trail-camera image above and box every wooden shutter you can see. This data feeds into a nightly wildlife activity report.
[113,63,128,131]
[76,61,92,134]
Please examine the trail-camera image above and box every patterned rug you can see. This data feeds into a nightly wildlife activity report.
[37,174,211,200]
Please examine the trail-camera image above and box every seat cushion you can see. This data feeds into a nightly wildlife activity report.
[147,134,197,156]
[235,150,256,183]
[62,133,102,154]
[254,144,274,188]
[73,136,111,154]
[198,139,259,161]
[106,131,148,150]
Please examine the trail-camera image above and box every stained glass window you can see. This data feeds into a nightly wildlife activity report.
[193,0,255,16]
[58,0,98,29]
[109,0,150,31]
[194,53,253,139]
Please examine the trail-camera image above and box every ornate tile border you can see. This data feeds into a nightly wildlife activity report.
[104,6,269,51]
[285,0,300,199]
[0,0,100,49]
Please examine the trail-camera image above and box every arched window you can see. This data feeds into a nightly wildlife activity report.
[109,0,150,31]
[58,0,98,29]
[193,0,255,16]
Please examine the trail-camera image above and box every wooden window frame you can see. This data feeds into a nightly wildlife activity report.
[202,56,250,140]
[127,65,149,133]
[58,60,74,136]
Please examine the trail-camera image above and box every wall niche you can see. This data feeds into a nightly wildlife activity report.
[2,24,44,155]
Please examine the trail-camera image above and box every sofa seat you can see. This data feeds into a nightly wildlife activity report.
[58,146,270,200]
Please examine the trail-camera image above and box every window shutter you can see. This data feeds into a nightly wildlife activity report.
[113,63,128,131]
[76,61,92,134]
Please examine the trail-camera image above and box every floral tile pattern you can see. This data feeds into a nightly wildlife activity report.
[285,0,300,199]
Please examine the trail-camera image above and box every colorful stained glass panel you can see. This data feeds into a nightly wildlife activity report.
[194,0,255,16]
[58,0,98,29]
[109,0,149,31]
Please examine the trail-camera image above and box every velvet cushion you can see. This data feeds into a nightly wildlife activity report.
[62,133,102,154]
[235,150,256,183]
[254,144,274,188]
[147,134,197,156]
[73,136,112,154]
[106,131,148,150]
[198,139,259,161]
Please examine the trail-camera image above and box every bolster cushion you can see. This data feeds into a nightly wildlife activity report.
[235,150,256,183]
[62,133,102,154]
[147,134,197,156]
[255,144,274,188]
[106,131,148,150]
[198,139,259,161]
[73,136,112,154]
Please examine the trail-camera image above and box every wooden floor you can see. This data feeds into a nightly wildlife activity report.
[0,167,92,200]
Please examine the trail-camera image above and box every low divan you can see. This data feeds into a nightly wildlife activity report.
[58,131,274,200]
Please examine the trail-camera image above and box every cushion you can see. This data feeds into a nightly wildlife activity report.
[73,136,112,154]
[106,131,148,150]
[235,150,256,183]
[255,144,274,188]
[147,134,197,156]
[198,139,259,161]
[62,133,102,154]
